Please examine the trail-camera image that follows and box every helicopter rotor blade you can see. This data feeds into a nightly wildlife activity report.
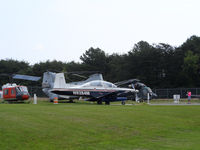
[12,74,41,81]
[71,74,87,79]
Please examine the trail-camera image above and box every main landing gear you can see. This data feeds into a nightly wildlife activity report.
[97,100,110,105]
[105,101,110,105]
[97,100,102,105]
[121,101,125,105]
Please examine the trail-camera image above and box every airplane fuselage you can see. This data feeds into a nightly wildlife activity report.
[51,86,137,102]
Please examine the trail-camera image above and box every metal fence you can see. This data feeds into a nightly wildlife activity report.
[152,88,200,99]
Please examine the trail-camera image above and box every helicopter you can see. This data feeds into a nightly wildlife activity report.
[2,83,30,101]
[0,74,40,101]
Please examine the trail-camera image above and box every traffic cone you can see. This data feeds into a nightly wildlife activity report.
[54,97,58,104]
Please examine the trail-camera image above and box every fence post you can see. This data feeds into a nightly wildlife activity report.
[167,89,169,99]
[180,88,182,98]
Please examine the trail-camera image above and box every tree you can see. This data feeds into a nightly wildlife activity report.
[106,53,129,82]
[182,50,199,87]
[181,35,200,55]
[80,47,109,73]
[127,41,166,87]
[32,60,65,76]
[0,59,30,85]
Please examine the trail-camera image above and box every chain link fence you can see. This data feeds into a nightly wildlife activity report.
[152,88,200,99]
[27,86,200,99]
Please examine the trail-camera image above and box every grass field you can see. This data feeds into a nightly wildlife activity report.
[0,100,200,150]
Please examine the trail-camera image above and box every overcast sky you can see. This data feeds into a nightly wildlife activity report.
[0,0,200,64]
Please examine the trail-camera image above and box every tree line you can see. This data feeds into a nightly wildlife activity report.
[1,35,200,88]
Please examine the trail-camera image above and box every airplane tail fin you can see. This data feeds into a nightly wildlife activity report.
[42,72,67,101]
[53,73,67,88]
[42,72,67,89]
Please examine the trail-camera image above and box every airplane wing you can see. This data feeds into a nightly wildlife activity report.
[88,90,134,101]
[86,91,119,101]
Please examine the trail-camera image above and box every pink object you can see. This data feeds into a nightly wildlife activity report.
[188,92,191,96]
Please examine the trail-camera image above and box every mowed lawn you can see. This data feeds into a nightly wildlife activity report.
[0,101,200,150]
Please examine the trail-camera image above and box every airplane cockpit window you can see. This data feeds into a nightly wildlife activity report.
[90,81,103,87]
[101,81,117,88]
[82,81,104,87]
[82,81,117,88]
[81,81,102,87]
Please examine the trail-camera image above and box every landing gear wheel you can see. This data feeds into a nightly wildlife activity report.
[105,101,110,105]
[121,101,125,105]
[97,100,102,105]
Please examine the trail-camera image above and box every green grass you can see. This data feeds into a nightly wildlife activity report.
[0,100,200,150]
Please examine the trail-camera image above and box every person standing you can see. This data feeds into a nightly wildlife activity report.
[187,91,191,104]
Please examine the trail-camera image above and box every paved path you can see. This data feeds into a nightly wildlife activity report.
[149,103,200,106]
[111,103,200,106]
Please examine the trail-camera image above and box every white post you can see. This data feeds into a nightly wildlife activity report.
[135,93,139,103]
[147,93,150,104]
[33,94,37,104]
[177,95,180,104]
[173,95,180,104]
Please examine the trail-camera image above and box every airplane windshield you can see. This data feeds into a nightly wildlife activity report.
[82,81,102,87]
[82,81,117,88]
[102,81,117,88]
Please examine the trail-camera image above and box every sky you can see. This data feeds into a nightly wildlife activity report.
[0,0,200,64]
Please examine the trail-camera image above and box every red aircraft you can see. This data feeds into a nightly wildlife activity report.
[2,83,30,101]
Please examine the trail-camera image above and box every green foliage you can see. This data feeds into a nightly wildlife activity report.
[181,35,200,55]
[181,51,200,87]
[106,53,129,81]
[80,47,109,73]
[32,60,65,76]
[128,41,165,87]
[0,59,30,85]
[183,50,199,73]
